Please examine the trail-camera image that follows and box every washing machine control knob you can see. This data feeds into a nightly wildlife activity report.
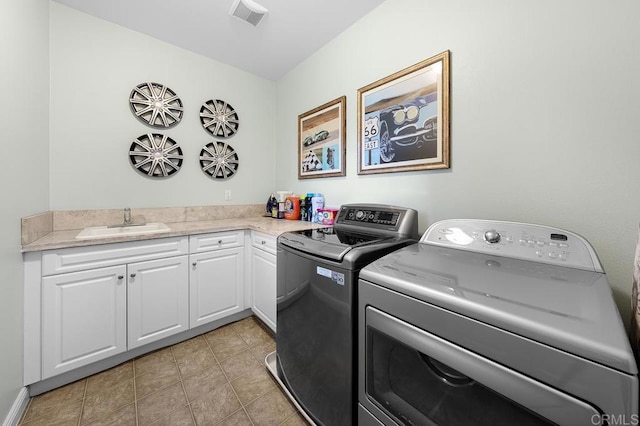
[484,230,501,244]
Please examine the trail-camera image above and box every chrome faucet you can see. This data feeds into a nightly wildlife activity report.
[123,208,132,225]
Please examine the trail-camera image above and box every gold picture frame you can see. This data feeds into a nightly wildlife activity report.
[357,50,450,174]
[298,96,346,179]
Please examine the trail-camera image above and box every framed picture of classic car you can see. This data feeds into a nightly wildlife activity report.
[357,50,450,175]
[298,96,346,179]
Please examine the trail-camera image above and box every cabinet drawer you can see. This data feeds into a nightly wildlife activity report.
[42,237,189,276]
[252,231,277,255]
[189,230,244,253]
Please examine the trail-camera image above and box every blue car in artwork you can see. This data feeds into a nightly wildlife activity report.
[376,92,437,163]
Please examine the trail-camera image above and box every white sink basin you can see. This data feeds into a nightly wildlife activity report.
[75,223,171,239]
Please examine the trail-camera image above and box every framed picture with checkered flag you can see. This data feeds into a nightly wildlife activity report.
[298,96,346,179]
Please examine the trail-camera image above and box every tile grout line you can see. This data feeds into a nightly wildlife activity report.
[205,325,256,426]
[77,378,88,426]
[135,349,186,425]
[280,410,306,426]
[136,349,183,424]
[132,359,139,426]
[240,319,309,425]
[170,344,198,426]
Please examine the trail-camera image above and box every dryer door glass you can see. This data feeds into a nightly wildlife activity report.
[364,307,601,426]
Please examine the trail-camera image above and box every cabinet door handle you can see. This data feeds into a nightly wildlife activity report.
[130,273,136,278]
[192,262,197,267]
[117,275,124,280]
[261,240,266,245]
[218,239,223,244]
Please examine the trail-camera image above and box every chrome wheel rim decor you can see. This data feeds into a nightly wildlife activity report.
[200,99,239,137]
[199,142,239,179]
[129,133,183,177]
[129,82,184,128]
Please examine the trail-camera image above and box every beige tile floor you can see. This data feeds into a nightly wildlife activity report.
[20,316,310,426]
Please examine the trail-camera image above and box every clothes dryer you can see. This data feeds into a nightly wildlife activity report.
[358,219,638,426]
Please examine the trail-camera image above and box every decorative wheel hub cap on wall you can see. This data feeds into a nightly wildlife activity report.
[129,82,184,128]
[129,133,183,177]
[200,99,239,138]
[200,142,239,179]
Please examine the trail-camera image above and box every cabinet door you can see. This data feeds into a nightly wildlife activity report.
[128,256,189,349]
[189,247,245,328]
[42,265,127,379]
[252,247,277,332]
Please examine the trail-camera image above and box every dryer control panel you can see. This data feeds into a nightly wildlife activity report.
[422,219,604,272]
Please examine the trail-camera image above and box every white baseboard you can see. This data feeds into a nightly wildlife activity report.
[2,387,29,426]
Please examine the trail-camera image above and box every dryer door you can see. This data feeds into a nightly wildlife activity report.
[362,307,602,426]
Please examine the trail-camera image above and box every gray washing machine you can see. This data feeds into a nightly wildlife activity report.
[358,219,638,426]
[275,204,419,425]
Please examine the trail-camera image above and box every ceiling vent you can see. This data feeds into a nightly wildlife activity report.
[230,0,268,27]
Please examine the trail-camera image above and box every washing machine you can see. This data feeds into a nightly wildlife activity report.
[358,219,638,426]
[273,204,419,425]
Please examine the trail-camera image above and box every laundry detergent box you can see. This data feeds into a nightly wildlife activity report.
[317,208,339,225]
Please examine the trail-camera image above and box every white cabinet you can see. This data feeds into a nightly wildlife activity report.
[189,231,245,328]
[127,256,189,349]
[33,237,190,382]
[250,231,277,332]
[26,228,276,386]
[42,265,127,379]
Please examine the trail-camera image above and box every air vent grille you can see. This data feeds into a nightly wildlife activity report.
[230,0,268,27]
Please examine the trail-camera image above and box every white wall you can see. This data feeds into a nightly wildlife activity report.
[49,3,276,210]
[276,0,640,324]
[0,0,50,419]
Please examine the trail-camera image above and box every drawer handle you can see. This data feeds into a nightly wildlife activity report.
[192,262,197,267]
[218,240,223,244]
[261,240,266,245]
[130,273,136,278]
[117,275,124,280]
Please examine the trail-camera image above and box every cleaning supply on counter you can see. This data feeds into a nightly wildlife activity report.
[270,194,278,218]
[317,208,339,225]
[276,191,291,219]
[284,196,300,220]
[304,194,313,221]
[299,195,308,221]
[266,194,275,216]
[311,193,325,223]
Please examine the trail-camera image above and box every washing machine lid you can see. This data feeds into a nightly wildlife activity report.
[278,204,419,263]
[279,228,394,261]
[360,242,637,374]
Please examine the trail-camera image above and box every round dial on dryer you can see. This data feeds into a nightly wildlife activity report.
[356,210,366,220]
[484,230,501,244]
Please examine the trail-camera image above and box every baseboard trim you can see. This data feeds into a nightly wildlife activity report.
[2,387,29,426]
